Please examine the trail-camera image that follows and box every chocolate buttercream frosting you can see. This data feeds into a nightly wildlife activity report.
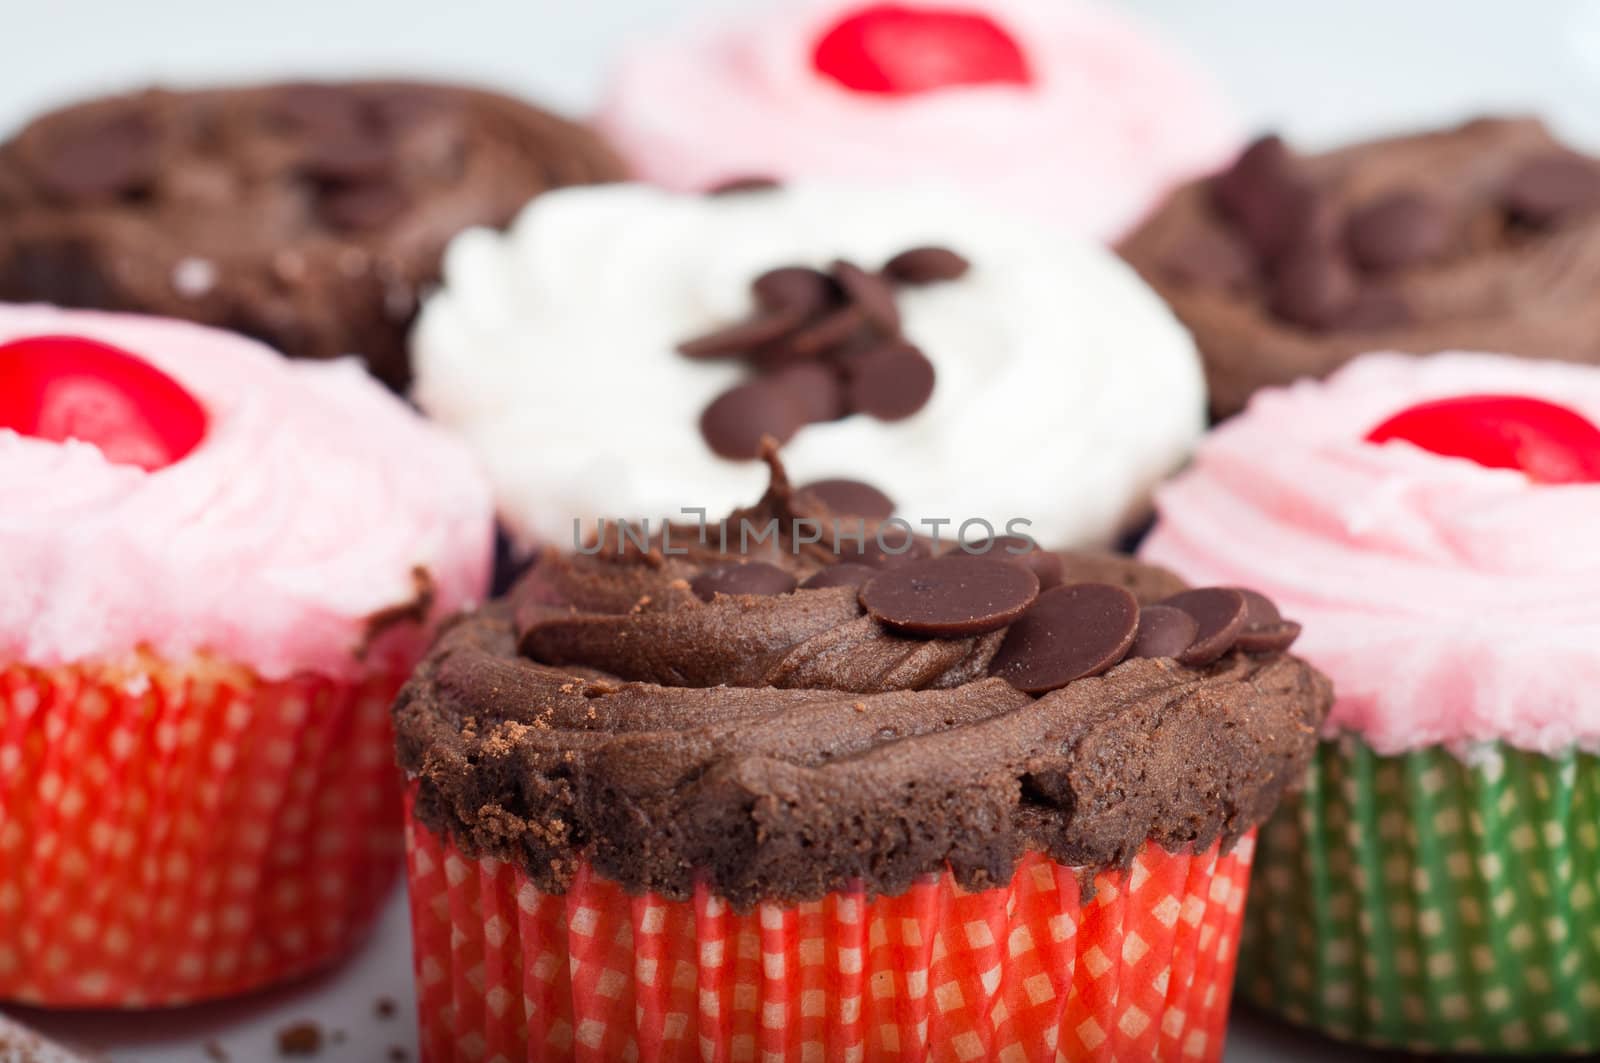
[0,81,627,388]
[397,456,1332,906]
[1119,117,1600,418]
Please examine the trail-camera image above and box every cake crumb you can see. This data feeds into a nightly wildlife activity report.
[375,996,398,1019]
[204,1041,229,1062]
[388,1048,408,1062]
[276,1022,322,1056]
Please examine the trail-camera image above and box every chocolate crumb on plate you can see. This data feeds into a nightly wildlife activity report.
[276,1021,323,1056]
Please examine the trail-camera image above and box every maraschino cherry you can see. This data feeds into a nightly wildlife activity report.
[812,3,1032,96]
[0,335,207,471]
[1366,394,1600,484]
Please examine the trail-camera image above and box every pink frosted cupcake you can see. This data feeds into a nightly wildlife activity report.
[599,0,1238,241]
[0,306,492,1006]
[1142,352,1600,1052]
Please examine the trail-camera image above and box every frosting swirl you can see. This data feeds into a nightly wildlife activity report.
[1120,117,1600,418]
[0,305,493,680]
[1142,351,1600,754]
[412,182,1205,552]
[598,0,1238,240]
[397,465,1330,905]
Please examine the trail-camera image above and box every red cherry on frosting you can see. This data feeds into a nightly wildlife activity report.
[812,3,1032,96]
[0,334,207,471]
[1365,394,1600,484]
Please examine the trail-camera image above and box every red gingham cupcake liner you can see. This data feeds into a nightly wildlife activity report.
[0,655,406,1006]
[406,793,1255,1062]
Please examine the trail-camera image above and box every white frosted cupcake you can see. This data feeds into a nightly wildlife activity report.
[412,181,1206,553]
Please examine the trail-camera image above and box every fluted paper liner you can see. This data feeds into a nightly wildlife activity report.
[406,794,1254,1062]
[1241,737,1600,1054]
[0,655,405,1006]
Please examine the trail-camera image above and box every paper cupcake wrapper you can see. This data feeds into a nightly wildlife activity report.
[0,656,406,1007]
[1240,737,1600,1054]
[406,795,1255,1062]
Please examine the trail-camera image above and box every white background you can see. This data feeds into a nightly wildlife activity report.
[6,1,1600,1059]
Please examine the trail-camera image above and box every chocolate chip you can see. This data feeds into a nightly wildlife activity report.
[989,583,1140,694]
[846,344,936,421]
[1345,192,1451,272]
[1159,228,1257,291]
[1127,604,1200,660]
[883,246,971,284]
[1161,588,1248,666]
[752,267,835,316]
[796,478,895,519]
[366,86,451,132]
[961,535,1062,590]
[700,381,803,459]
[831,260,901,334]
[36,111,158,202]
[801,562,878,590]
[1210,134,1318,261]
[317,180,407,231]
[769,363,845,424]
[1231,589,1301,653]
[1329,285,1411,332]
[1269,245,1357,330]
[1236,588,1281,628]
[787,306,866,357]
[679,309,805,360]
[1503,154,1600,227]
[816,324,883,372]
[301,134,392,182]
[264,84,364,135]
[1212,135,1292,219]
[708,175,782,195]
[1234,620,1302,654]
[859,556,1039,637]
[691,561,797,600]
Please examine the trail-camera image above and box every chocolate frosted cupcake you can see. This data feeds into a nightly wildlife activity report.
[0,81,627,388]
[1120,117,1600,418]
[398,456,1331,1063]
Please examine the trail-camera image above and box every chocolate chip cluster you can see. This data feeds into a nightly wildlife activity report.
[687,532,1301,696]
[1192,134,1600,332]
[679,247,970,459]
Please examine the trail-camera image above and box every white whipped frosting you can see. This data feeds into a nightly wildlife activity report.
[412,182,1205,551]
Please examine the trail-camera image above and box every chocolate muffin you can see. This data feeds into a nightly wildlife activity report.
[0,81,627,388]
[397,454,1332,1060]
[1120,117,1600,418]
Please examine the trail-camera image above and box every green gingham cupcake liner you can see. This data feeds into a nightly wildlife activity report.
[1239,735,1600,1055]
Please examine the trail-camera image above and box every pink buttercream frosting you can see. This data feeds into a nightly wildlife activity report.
[598,0,1240,242]
[1142,352,1600,755]
[0,305,493,681]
